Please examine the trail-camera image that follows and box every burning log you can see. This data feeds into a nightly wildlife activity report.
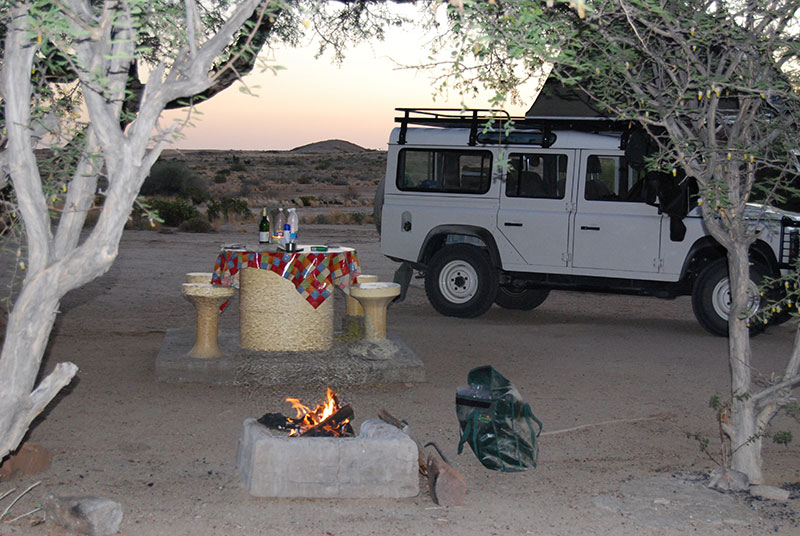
[300,404,355,437]
[255,387,354,437]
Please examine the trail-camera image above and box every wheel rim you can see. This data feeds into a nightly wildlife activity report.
[711,276,761,322]
[438,259,479,304]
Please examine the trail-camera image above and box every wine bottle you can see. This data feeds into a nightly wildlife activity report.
[259,208,270,244]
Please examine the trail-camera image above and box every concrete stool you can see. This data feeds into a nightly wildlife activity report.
[349,282,401,341]
[186,272,214,284]
[346,274,379,317]
[181,283,235,358]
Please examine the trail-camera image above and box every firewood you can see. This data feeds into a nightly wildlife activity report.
[425,442,466,507]
[299,405,355,437]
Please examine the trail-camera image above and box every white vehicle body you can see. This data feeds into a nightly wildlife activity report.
[378,109,800,336]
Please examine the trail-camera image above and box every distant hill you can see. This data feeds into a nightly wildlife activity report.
[290,139,367,153]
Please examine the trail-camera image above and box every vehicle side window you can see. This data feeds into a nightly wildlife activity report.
[396,149,492,194]
[584,155,648,202]
[505,153,567,199]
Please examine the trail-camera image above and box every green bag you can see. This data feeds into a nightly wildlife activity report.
[456,365,543,472]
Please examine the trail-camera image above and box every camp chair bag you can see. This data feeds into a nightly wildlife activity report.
[456,365,543,472]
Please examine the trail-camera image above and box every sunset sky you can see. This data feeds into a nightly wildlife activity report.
[163,8,541,152]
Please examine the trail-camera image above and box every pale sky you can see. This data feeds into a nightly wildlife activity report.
[163,9,540,152]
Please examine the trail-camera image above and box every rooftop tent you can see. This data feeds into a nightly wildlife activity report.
[525,78,609,120]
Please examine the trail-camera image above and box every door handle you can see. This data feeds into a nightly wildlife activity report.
[504,222,523,227]
[580,225,600,231]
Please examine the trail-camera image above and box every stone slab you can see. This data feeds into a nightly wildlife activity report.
[236,418,419,498]
[594,475,753,529]
[155,328,425,386]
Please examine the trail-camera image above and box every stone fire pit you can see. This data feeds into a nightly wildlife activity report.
[236,418,419,498]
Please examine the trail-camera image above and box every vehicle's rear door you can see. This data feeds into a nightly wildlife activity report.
[570,150,664,274]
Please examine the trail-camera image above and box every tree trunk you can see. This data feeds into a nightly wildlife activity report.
[0,272,78,457]
[726,243,763,483]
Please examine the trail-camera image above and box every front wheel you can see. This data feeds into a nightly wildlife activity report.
[424,244,498,318]
[691,258,767,337]
[495,286,550,310]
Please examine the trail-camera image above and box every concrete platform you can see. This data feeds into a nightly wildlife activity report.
[155,328,426,386]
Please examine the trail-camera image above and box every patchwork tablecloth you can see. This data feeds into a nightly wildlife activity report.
[212,247,361,309]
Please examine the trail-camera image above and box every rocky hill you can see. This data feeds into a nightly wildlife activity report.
[289,139,367,153]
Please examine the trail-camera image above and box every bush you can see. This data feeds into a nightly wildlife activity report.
[207,197,251,222]
[228,154,247,172]
[149,198,200,227]
[299,195,317,207]
[213,172,227,184]
[141,160,206,197]
[179,216,213,233]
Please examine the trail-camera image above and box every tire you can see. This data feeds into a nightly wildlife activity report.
[495,286,550,310]
[424,244,499,318]
[691,258,767,337]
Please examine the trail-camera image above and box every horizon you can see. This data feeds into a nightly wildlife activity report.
[161,6,542,152]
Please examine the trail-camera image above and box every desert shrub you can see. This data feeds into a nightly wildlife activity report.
[299,195,317,207]
[179,216,213,233]
[314,160,331,170]
[297,176,312,185]
[214,172,228,184]
[141,160,206,197]
[302,211,373,226]
[333,178,349,186]
[181,187,209,206]
[228,154,247,172]
[345,184,360,201]
[207,197,251,222]
[148,198,200,227]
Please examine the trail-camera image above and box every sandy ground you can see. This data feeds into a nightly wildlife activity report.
[1,223,799,535]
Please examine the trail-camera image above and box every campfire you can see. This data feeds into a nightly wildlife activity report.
[258,387,354,437]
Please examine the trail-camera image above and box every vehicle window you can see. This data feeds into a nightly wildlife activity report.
[396,149,492,194]
[505,153,567,199]
[584,154,648,202]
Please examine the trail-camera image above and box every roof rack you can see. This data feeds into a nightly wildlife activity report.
[395,108,511,146]
[395,107,634,147]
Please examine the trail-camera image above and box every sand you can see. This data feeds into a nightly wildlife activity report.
[1,223,798,535]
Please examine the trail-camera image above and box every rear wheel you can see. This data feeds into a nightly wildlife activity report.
[424,244,498,318]
[495,286,550,310]
[691,258,767,337]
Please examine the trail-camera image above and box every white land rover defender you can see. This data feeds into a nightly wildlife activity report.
[376,108,800,336]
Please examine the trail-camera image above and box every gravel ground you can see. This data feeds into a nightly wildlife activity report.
[1,223,798,535]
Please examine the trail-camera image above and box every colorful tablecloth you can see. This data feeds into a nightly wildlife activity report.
[212,247,361,309]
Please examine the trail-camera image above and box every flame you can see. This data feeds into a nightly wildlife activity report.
[285,387,349,436]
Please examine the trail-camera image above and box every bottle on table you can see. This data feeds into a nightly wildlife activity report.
[287,208,299,245]
[274,208,285,243]
[282,223,291,247]
[259,208,270,244]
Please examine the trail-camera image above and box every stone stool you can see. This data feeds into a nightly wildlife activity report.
[346,274,379,317]
[349,282,401,341]
[186,272,214,284]
[181,283,235,358]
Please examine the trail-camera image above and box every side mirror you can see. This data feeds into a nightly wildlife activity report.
[643,175,660,206]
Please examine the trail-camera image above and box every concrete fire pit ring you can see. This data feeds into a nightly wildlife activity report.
[236,417,419,498]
